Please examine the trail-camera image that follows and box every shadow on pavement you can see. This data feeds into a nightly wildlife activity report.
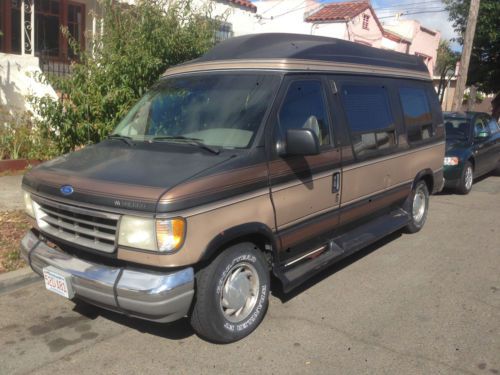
[271,231,403,303]
[72,300,195,340]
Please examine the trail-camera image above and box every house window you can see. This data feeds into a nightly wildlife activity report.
[362,14,369,30]
[215,21,233,43]
[0,0,85,58]
[340,84,396,157]
[35,0,61,56]
[66,3,84,58]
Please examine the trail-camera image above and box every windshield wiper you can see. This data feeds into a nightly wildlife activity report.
[108,134,134,146]
[151,136,220,155]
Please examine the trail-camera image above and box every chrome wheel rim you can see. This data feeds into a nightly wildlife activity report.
[464,166,473,190]
[220,262,260,323]
[412,187,426,223]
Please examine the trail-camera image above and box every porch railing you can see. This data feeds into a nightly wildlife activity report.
[38,49,73,78]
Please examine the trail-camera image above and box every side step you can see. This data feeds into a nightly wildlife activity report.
[277,208,411,293]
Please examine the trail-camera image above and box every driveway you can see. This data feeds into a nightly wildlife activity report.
[0,175,24,211]
[1,175,499,375]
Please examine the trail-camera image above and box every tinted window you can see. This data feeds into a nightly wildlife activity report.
[399,87,433,142]
[340,84,396,157]
[113,74,279,148]
[444,118,470,141]
[278,80,330,146]
[341,85,394,132]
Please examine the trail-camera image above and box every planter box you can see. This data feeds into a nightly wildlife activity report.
[0,159,42,173]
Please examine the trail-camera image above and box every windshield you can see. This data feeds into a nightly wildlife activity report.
[112,73,280,149]
[444,117,471,141]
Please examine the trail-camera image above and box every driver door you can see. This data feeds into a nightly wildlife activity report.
[267,77,341,262]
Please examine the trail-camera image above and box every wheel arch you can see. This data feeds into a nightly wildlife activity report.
[199,222,278,267]
[413,168,434,193]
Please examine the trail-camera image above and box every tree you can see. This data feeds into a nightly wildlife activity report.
[435,40,460,104]
[444,0,500,93]
[31,0,218,154]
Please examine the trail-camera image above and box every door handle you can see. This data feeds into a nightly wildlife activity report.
[332,172,341,193]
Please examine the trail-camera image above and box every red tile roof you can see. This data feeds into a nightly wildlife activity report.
[228,0,257,13]
[305,1,370,22]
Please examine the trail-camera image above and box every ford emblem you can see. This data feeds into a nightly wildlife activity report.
[60,185,74,196]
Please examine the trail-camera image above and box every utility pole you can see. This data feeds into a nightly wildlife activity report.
[451,0,480,111]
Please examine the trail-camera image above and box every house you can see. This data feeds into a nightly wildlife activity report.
[0,0,258,113]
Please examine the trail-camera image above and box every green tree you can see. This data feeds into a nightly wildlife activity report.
[443,0,500,93]
[31,0,218,154]
[435,40,460,104]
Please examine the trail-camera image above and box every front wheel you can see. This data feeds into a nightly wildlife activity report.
[457,161,474,195]
[190,242,270,343]
[405,180,429,233]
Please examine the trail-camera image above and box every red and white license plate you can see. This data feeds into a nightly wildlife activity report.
[43,266,74,299]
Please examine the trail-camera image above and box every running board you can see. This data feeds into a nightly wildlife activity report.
[277,209,411,293]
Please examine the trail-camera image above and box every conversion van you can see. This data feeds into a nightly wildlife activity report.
[20,34,445,343]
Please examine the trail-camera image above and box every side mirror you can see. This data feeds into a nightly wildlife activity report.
[475,131,489,140]
[285,129,320,156]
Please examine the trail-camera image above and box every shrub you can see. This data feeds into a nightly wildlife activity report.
[0,106,57,160]
[31,0,218,154]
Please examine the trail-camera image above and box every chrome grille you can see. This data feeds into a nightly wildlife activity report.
[33,197,120,253]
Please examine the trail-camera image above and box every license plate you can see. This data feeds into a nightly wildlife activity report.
[43,266,74,299]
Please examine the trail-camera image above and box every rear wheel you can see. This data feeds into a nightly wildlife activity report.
[405,180,429,234]
[457,161,473,195]
[190,242,270,343]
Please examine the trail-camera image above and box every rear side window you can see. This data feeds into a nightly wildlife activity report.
[399,87,433,143]
[277,80,331,146]
[340,84,396,157]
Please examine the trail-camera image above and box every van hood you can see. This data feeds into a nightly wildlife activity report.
[22,141,235,212]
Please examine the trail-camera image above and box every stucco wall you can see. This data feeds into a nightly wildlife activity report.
[252,0,319,35]
[0,54,57,114]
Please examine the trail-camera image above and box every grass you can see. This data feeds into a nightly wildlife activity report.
[0,210,31,272]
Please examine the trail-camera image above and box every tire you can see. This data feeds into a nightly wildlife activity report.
[190,242,270,343]
[456,161,474,195]
[405,180,429,234]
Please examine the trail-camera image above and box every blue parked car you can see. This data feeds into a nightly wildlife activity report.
[444,112,500,194]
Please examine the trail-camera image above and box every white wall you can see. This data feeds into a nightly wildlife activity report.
[191,0,259,36]
[311,22,347,39]
[0,54,57,114]
[252,0,320,35]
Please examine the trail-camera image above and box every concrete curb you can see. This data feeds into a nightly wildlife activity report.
[0,267,41,295]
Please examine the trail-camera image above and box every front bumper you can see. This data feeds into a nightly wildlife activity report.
[443,164,463,189]
[20,230,194,323]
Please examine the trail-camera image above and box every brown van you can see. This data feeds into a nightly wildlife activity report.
[20,33,445,343]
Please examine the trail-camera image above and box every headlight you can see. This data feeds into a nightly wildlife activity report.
[444,156,459,166]
[23,191,35,218]
[118,216,185,253]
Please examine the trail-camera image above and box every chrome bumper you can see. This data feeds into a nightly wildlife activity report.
[20,230,194,323]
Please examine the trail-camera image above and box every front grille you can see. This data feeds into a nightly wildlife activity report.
[33,197,120,253]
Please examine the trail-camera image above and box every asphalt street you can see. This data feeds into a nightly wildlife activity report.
[1,174,499,375]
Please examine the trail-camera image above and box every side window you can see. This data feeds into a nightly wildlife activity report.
[474,117,489,137]
[399,87,434,143]
[340,84,396,157]
[487,118,500,134]
[277,80,331,147]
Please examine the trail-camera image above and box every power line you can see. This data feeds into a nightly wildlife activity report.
[374,0,443,11]
[378,9,447,19]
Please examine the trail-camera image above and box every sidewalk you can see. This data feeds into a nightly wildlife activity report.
[0,175,24,211]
